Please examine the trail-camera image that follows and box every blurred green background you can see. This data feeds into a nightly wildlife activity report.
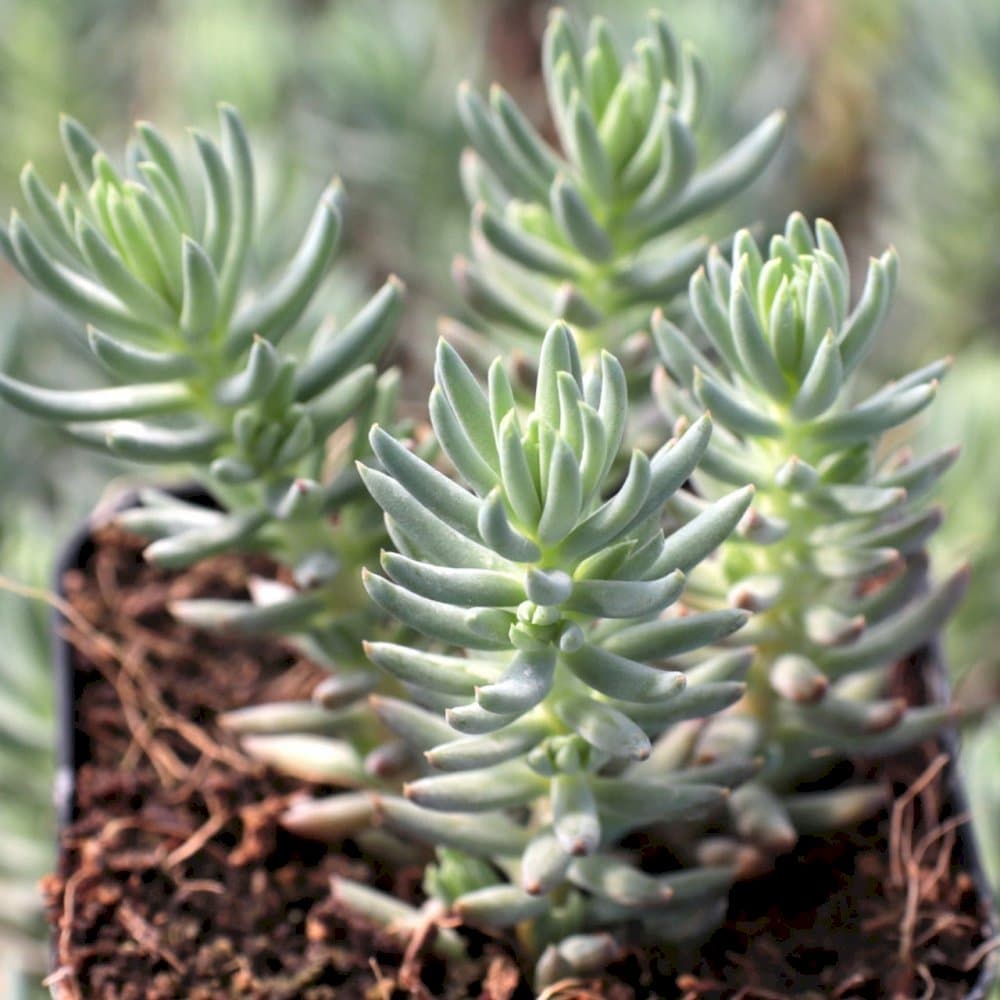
[0,1,997,994]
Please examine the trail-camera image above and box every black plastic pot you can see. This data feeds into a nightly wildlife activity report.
[52,484,212,828]
[918,642,1000,1000]
[52,493,114,831]
[50,494,999,996]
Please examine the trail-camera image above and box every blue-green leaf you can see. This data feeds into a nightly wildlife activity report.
[292,276,403,398]
[478,488,542,563]
[550,175,612,262]
[0,373,190,422]
[552,772,601,856]
[365,641,502,697]
[639,111,785,236]
[406,760,545,812]
[555,695,651,760]
[230,186,341,346]
[179,236,220,340]
[565,571,684,618]
[363,570,511,650]
[605,608,749,661]
[646,486,753,575]
[361,464,505,570]
[369,424,480,538]
[563,643,685,702]
[427,720,549,772]
[476,649,556,714]
[376,795,530,857]
[87,326,194,382]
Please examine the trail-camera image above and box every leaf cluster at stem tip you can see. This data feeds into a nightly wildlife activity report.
[453,7,785,356]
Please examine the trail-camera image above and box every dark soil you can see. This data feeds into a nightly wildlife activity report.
[42,526,995,999]
[673,753,993,999]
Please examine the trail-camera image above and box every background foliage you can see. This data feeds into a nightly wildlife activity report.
[0,0,997,993]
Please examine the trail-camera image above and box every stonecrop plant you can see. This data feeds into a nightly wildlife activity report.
[0,7,971,993]
[453,9,785,360]
[653,213,966,868]
[295,322,756,984]
[0,107,403,665]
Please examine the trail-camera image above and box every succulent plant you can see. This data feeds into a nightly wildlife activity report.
[0,108,405,662]
[452,8,785,360]
[653,213,966,867]
[0,7,987,994]
[285,322,760,986]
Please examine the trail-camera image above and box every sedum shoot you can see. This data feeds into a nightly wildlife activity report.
[0,108,401,568]
[453,9,785,358]
[653,213,966,869]
[297,322,758,985]
[0,108,404,661]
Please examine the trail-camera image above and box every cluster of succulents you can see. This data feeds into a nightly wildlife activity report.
[0,8,968,991]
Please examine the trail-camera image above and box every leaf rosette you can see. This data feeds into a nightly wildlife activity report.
[454,9,785,356]
[347,322,754,943]
[0,108,402,588]
[654,214,965,864]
